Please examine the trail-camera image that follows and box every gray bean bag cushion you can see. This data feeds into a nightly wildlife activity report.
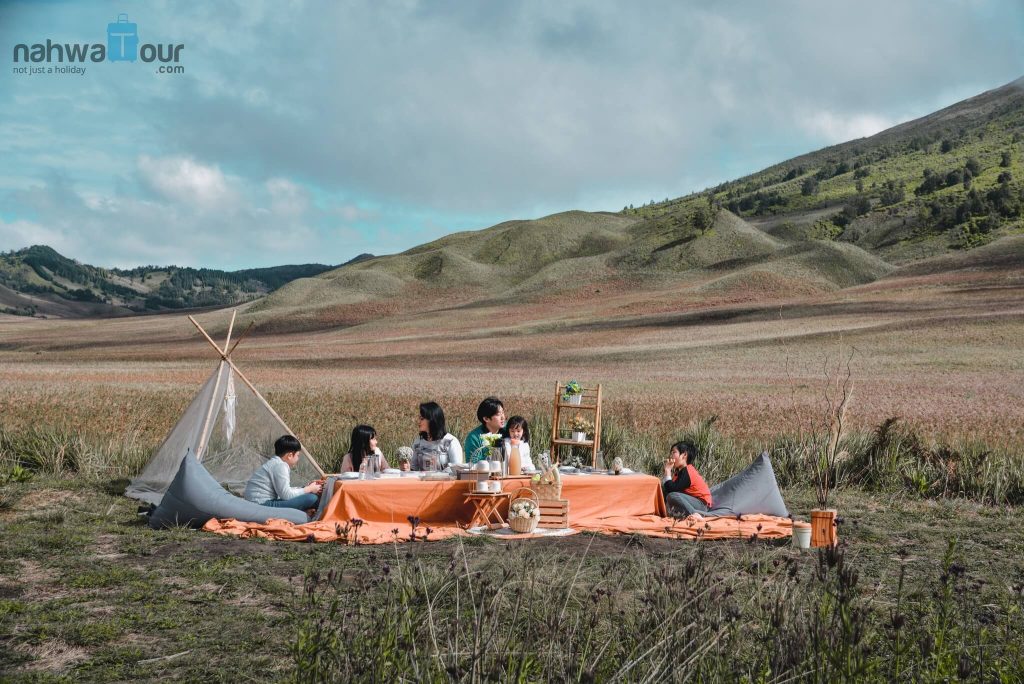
[149,451,309,529]
[706,452,789,517]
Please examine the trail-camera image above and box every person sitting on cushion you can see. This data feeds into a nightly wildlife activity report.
[662,440,713,518]
[464,396,506,464]
[244,435,322,511]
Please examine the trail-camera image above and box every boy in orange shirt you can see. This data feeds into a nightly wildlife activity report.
[662,440,713,518]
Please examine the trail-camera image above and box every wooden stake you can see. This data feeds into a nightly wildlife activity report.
[226,322,254,358]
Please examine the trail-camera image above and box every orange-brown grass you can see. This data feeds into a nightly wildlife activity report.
[1,261,1022,470]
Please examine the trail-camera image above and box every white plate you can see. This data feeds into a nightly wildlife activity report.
[383,468,401,474]
[558,466,578,473]
[339,472,360,479]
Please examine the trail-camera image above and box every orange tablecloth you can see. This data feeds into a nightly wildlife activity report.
[202,474,792,543]
[321,473,667,528]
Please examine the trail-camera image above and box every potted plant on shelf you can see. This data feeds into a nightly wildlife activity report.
[569,414,593,443]
[563,380,583,405]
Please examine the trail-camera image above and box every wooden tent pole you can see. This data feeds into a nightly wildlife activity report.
[195,360,226,461]
[223,310,236,356]
[226,358,326,477]
[226,322,254,358]
[189,315,227,461]
[188,315,226,357]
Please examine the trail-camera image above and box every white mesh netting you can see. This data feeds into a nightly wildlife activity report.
[126,361,321,504]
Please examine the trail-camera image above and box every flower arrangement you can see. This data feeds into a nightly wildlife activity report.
[569,414,594,435]
[562,380,583,402]
[509,499,540,520]
[471,432,504,463]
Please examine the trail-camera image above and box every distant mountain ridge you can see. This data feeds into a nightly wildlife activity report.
[0,245,345,318]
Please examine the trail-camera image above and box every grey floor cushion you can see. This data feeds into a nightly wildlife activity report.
[705,452,789,517]
[149,451,309,529]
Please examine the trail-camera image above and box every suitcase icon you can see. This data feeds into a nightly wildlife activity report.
[107,13,138,62]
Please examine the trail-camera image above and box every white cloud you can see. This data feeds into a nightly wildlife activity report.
[334,203,377,222]
[266,177,310,218]
[0,217,74,254]
[137,155,236,209]
[798,111,895,143]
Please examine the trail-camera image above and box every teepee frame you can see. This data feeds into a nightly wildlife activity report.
[187,312,324,476]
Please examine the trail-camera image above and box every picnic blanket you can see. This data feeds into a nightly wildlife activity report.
[201,458,793,543]
[202,512,792,543]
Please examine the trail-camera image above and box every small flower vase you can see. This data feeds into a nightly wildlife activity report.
[572,431,586,442]
[567,394,582,405]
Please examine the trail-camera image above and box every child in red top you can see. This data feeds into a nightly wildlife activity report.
[662,440,713,518]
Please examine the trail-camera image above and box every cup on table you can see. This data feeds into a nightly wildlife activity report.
[476,480,489,493]
[489,480,502,493]
[489,460,501,473]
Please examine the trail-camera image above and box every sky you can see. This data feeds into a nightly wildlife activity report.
[1,1,1022,270]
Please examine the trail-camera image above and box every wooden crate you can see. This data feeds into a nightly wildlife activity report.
[538,499,569,529]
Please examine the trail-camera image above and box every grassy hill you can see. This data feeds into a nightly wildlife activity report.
[241,76,1023,332]
[635,76,1024,262]
[0,245,340,318]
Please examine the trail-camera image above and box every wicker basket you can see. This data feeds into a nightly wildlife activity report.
[533,466,562,501]
[508,487,540,534]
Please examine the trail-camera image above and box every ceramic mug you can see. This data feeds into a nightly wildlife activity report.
[489,480,502,493]
[489,460,502,473]
[476,480,489,493]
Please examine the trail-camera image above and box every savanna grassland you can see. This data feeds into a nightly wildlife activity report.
[3,78,1024,681]
[1,242,1023,681]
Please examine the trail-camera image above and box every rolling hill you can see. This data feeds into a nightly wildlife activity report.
[237,76,1023,332]
[0,245,348,318]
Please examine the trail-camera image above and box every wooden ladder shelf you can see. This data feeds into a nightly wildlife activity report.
[549,382,603,468]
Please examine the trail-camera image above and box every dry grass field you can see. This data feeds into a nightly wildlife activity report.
[1,242,1021,458]
[2,228,1023,682]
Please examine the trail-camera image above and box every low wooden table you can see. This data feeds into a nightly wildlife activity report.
[463,491,513,530]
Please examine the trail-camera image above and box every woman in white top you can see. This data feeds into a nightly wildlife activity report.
[501,415,535,470]
[339,424,390,474]
[411,401,463,471]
